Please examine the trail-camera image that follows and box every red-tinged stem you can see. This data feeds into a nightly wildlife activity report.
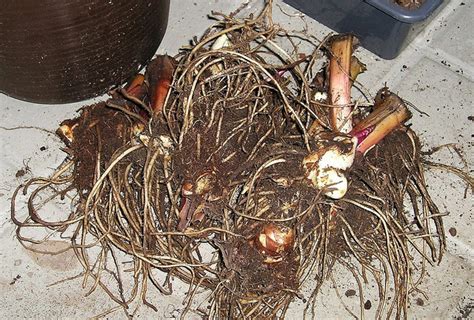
[120,73,149,122]
[125,74,146,98]
[146,55,175,115]
[352,125,375,145]
[177,197,192,231]
[177,182,194,231]
[329,34,354,133]
[351,89,412,154]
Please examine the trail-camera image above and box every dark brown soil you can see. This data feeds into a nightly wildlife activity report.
[59,102,138,193]
[223,237,299,294]
[396,0,425,10]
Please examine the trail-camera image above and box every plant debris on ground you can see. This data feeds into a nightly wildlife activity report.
[11,1,473,319]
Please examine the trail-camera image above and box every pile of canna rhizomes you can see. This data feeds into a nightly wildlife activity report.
[11,1,473,319]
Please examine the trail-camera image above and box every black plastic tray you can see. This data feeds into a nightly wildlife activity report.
[283,0,444,59]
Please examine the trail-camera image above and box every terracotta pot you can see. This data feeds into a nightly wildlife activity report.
[0,0,170,104]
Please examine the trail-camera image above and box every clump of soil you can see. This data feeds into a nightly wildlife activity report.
[58,102,137,193]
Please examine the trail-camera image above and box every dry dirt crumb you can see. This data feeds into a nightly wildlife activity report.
[449,227,457,236]
[345,289,357,297]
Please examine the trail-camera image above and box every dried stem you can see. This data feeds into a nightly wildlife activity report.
[329,34,354,133]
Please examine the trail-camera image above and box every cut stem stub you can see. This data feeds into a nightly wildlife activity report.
[351,88,412,154]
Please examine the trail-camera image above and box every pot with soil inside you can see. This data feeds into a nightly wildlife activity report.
[283,0,445,59]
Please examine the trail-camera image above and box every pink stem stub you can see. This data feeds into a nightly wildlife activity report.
[328,35,354,133]
[276,69,287,77]
[351,125,375,146]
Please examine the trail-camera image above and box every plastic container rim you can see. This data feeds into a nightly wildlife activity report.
[365,0,443,23]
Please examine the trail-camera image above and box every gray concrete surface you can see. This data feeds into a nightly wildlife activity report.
[1,0,472,318]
